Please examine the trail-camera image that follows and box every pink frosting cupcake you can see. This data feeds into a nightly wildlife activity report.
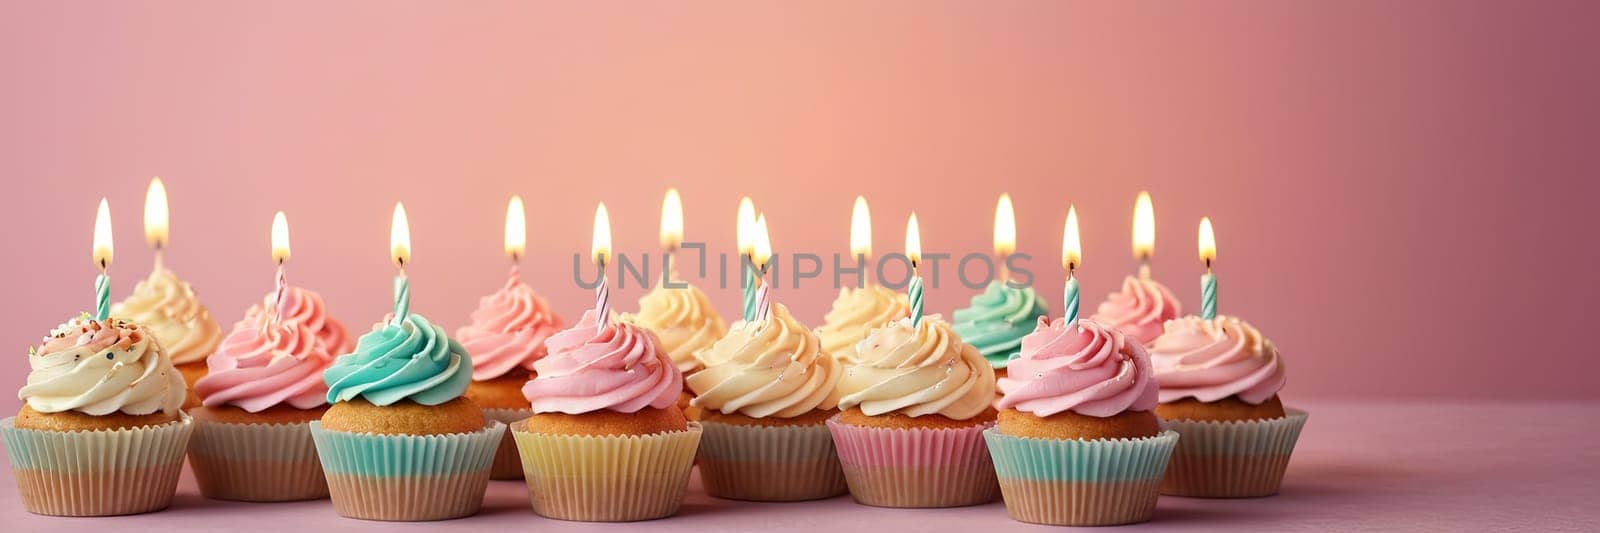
[239,286,353,356]
[1090,276,1181,345]
[456,270,564,480]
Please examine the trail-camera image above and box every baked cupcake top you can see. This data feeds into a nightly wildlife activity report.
[20,314,185,416]
[1090,275,1181,345]
[996,317,1158,418]
[814,285,908,363]
[240,285,353,355]
[455,272,564,381]
[1148,315,1286,404]
[625,282,725,374]
[112,267,223,365]
[323,314,472,406]
[951,281,1049,369]
[687,303,841,418]
[836,315,996,420]
[195,319,334,412]
[523,310,681,414]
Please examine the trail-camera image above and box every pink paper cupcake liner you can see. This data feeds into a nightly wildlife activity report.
[0,414,194,516]
[1159,409,1308,498]
[511,421,702,522]
[482,407,533,480]
[696,419,847,501]
[186,417,327,502]
[310,421,505,521]
[825,416,999,508]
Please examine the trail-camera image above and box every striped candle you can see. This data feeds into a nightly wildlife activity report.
[754,279,771,322]
[1201,272,1217,320]
[742,256,757,322]
[272,265,287,325]
[596,270,610,331]
[391,274,410,325]
[93,273,110,321]
[908,275,924,326]
[1063,273,1079,323]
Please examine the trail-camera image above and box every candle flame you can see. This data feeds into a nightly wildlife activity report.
[390,203,411,267]
[144,177,168,249]
[849,195,871,259]
[592,202,612,266]
[505,195,526,260]
[660,188,683,250]
[753,214,772,269]
[1063,206,1082,271]
[906,213,922,267]
[1198,217,1216,267]
[271,211,290,264]
[1133,191,1154,259]
[93,198,113,270]
[994,193,1016,257]
[736,197,756,256]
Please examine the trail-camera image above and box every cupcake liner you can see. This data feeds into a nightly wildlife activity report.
[511,421,702,522]
[1,414,194,516]
[825,416,999,508]
[1158,409,1308,498]
[310,420,505,521]
[186,417,327,502]
[696,419,847,501]
[984,429,1178,526]
[482,408,532,480]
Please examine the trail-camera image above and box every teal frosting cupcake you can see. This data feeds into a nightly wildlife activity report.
[323,314,473,406]
[951,282,1048,369]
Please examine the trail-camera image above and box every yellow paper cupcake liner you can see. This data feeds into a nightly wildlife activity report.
[696,420,846,502]
[0,414,194,516]
[186,417,327,502]
[482,407,532,480]
[511,420,702,522]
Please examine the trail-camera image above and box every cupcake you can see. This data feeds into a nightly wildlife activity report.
[311,314,503,521]
[986,317,1177,526]
[514,310,702,522]
[3,314,192,516]
[813,285,907,362]
[624,280,725,416]
[951,281,1048,376]
[687,303,845,501]
[1149,315,1305,498]
[112,266,223,406]
[239,285,353,355]
[1090,275,1181,345]
[455,269,563,479]
[828,315,1000,508]
[187,316,336,502]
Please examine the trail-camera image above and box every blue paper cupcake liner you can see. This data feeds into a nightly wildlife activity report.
[983,428,1178,526]
[309,420,505,521]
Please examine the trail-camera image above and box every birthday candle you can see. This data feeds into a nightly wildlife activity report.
[1198,217,1218,320]
[270,211,290,325]
[92,198,113,321]
[737,197,757,321]
[906,213,924,326]
[592,203,612,330]
[390,203,411,324]
[1062,206,1082,323]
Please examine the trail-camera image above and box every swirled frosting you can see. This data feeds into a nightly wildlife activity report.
[323,314,472,406]
[626,282,725,374]
[996,317,1158,418]
[240,285,353,355]
[455,273,565,380]
[815,286,908,363]
[112,267,223,365]
[1149,315,1286,404]
[21,315,185,416]
[523,310,681,414]
[1090,276,1181,345]
[836,315,996,420]
[951,282,1049,369]
[687,303,841,418]
[195,320,333,412]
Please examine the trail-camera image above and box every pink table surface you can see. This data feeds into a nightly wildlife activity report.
[2,400,1595,532]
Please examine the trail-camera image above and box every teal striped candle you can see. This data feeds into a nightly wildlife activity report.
[741,257,756,322]
[909,274,924,326]
[1063,274,1079,323]
[392,274,410,325]
[1200,272,1217,320]
[93,273,110,321]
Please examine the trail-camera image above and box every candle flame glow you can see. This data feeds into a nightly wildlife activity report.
[592,202,612,266]
[753,214,772,269]
[1133,191,1155,259]
[849,196,871,259]
[505,195,526,260]
[1198,217,1216,267]
[1063,206,1081,271]
[93,198,113,270]
[660,188,683,250]
[390,203,411,267]
[271,211,290,264]
[994,193,1016,257]
[144,177,168,249]
[736,197,756,256]
[906,213,922,267]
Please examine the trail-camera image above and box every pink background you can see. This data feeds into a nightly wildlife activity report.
[1,0,1596,407]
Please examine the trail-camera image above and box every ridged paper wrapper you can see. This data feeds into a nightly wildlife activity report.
[825,416,999,508]
[482,407,532,480]
[512,420,702,522]
[310,420,504,521]
[985,428,1178,526]
[695,419,846,501]
[187,417,326,501]
[1,414,193,516]
[1159,409,1308,498]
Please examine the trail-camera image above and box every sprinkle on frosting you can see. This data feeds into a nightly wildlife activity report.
[523,310,681,415]
[815,286,908,363]
[21,315,185,416]
[996,317,1159,418]
[240,285,353,355]
[1149,315,1286,405]
[625,282,725,374]
[195,320,333,412]
[1090,276,1182,345]
[952,281,1050,369]
[456,273,564,380]
[687,303,841,418]
[323,314,472,406]
[112,267,223,365]
[836,315,996,420]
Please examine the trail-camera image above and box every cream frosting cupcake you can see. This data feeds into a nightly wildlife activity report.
[814,285,907,363]
[627,282,726,374]
[113,267,223,400]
